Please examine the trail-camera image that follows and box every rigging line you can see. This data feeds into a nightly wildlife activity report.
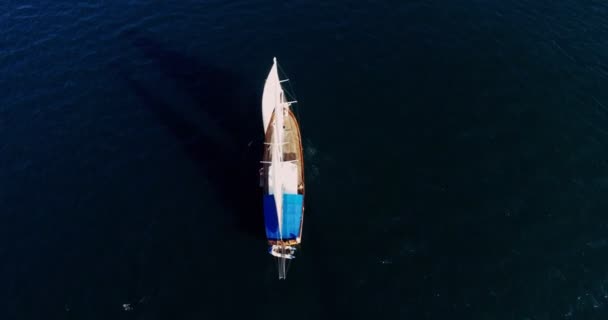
[286,91,302,134]
[285,84,298,106]
[276,61,304,139]
[273,251,279,278]
[294,96,303,132]
[281,257,286,279]
[276,61,299,103]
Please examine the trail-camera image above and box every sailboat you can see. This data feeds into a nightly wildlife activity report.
[260,57,305,279]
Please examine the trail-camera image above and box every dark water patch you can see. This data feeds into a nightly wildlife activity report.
[2,0,608,319]
[120,33,264,239]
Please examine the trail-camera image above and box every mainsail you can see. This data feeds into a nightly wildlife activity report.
[263,58,286,239]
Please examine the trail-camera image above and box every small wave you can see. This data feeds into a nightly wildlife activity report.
[586,239,608,249]
[305,144,317,158]
[76,1,103,9]
[16,5,35,10]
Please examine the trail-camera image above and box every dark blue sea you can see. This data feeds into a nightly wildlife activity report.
[2,0,608,319]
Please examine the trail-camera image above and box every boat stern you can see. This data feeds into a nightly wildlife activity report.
[269,245,297,259]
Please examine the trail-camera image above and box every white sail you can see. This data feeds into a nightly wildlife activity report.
[263,57,287,240]
[262,58,283,133]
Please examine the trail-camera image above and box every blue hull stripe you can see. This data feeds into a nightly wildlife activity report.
[263,194,304,240]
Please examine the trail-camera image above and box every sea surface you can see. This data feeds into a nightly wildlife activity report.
[2,0,608,319]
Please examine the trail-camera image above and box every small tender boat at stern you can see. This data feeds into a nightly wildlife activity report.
[260,58,305,279]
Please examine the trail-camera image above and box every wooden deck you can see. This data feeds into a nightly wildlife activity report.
[262,109,305,196]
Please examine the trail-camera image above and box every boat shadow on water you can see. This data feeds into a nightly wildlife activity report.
[119,35,265,240]
[114,35,343,317]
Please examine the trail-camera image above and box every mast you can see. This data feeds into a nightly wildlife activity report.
[268,58,283,242]
[272,58,287,279]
